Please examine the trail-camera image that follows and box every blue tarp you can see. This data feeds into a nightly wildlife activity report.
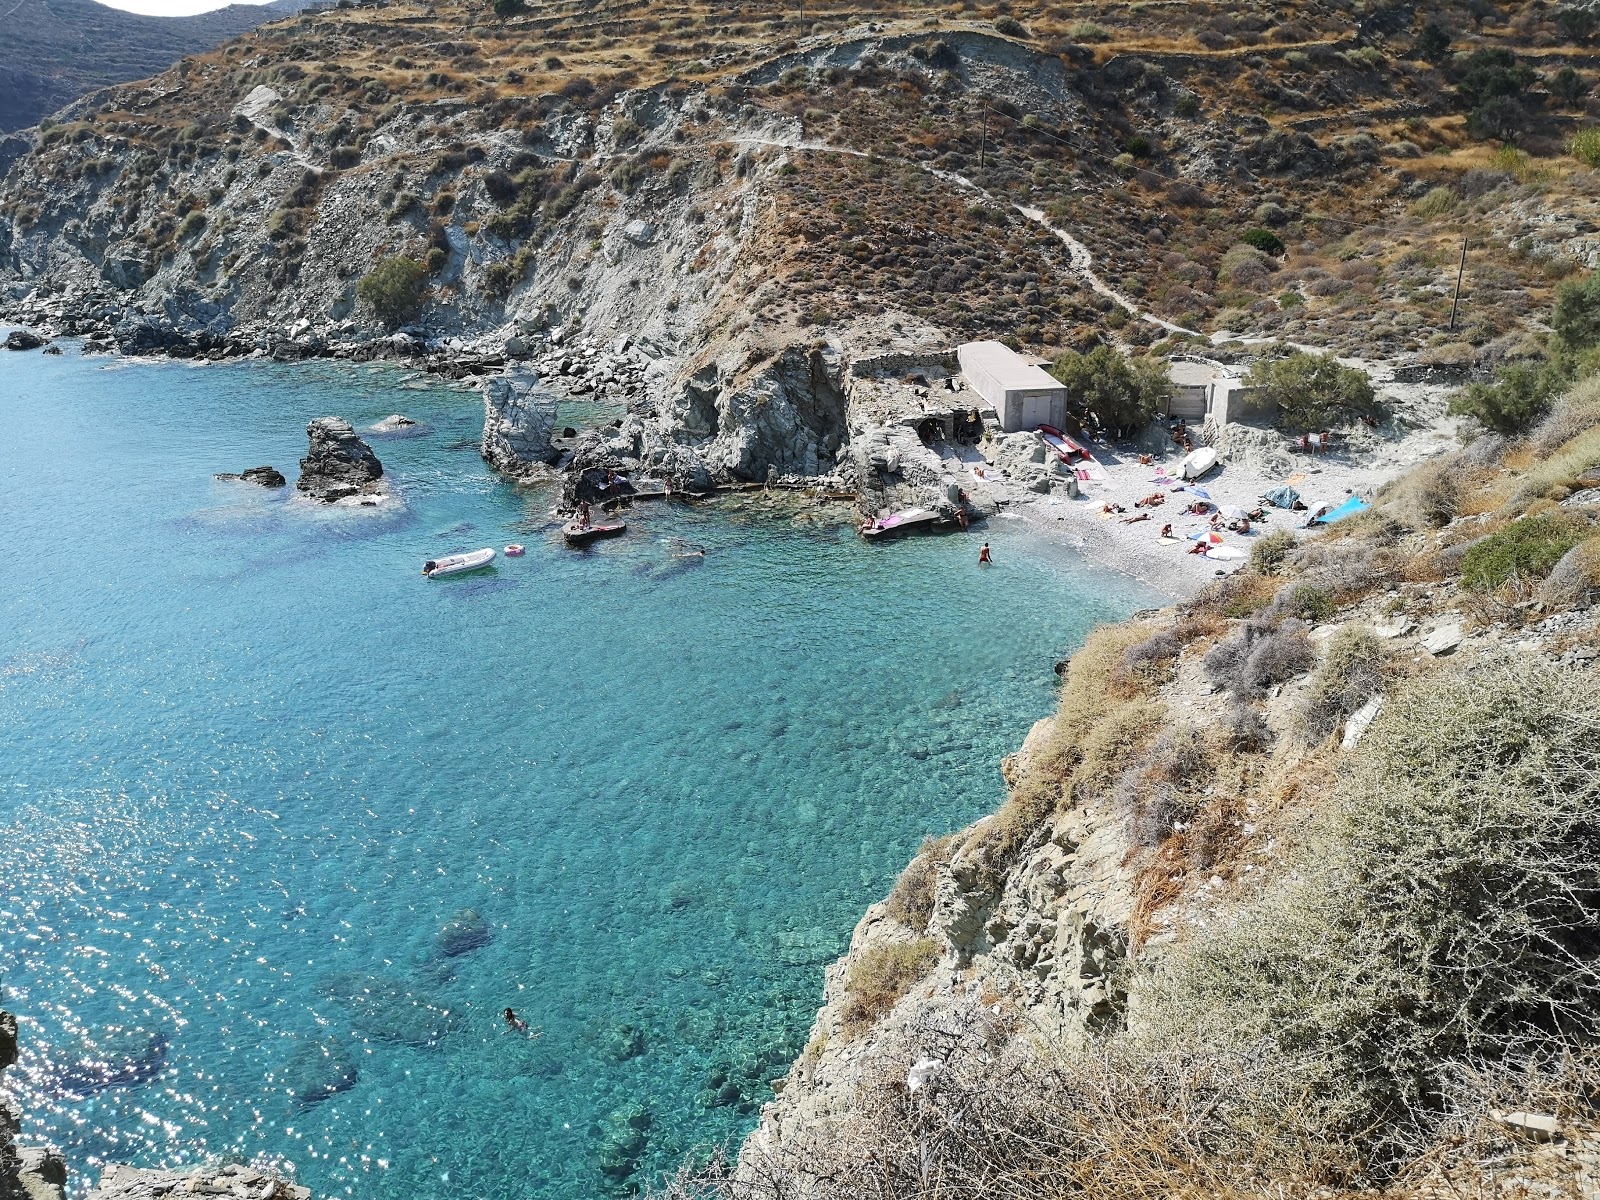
[1321,496,1369,524]
[1263,485,1300,509]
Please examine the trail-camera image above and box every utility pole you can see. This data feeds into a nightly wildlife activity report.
[1448,235,1468,331]
[978,106,989,170]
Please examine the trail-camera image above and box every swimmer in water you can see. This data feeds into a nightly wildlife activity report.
[503,1008,528,1034]
[978,542,992,564]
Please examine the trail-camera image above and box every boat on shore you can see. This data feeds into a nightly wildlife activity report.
[562,521,627,546]
[861,508,940,539]
[423,548,496,577]
[1181,446,1219,480]
[1036,424,1089,462]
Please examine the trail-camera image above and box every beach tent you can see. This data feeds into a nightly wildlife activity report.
[1302,499,1334,527]
[1263,485,1300,509]
[1321,495,1370,524]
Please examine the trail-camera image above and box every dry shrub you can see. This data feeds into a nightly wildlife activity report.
[1293,626,1386,743]
[839,939,940,1037]
[1529,372,1600,454]
[1381,457,1459,528]
[1539,533,1600,609]
[961,624,1162,882]
[1112,725,1206,848]
[1186,569,1276,620]
[1120,629,1181,677]
[1144,658,1600,1155]
[1283,537,1393,605]
[1219,701,1271,751]
[1205,617,1316,698]
[884,836,953,932]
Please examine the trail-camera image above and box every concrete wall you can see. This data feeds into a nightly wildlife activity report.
[1164,384,1209,420]
[1212,384,1276,426]
[1000,387,1067,432]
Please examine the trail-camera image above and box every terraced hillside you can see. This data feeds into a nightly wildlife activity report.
[0,0,1597,374]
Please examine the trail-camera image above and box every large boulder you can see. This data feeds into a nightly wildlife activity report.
[480,372,558,477]
[283,1036,359,1108]
[4,330,45,351]
[296,417,385,503]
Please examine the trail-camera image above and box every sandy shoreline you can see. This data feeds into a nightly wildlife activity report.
[976,372,1463,603]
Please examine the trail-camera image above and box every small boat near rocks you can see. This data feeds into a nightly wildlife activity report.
[861,508,940,539]
[562,521,627,546]
[423,548,496,578]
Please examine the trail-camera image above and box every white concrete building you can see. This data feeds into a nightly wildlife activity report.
[957,340,1069,432]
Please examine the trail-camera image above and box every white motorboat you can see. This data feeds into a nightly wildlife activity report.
[423,547,496,577]
[1181,446,1218,480]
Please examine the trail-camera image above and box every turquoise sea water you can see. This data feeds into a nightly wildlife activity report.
[0,348,1154,1198]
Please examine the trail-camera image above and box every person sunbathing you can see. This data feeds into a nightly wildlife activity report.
[1135,493,1165,508]
[1122,512,1151,524]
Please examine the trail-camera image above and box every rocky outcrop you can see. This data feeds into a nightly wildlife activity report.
[90,1164,309,1200]
[3,330,44,350]
[215,465,287,487]
[480,372,558,478]
[295,417,385,503]
[2,1011,68,1200]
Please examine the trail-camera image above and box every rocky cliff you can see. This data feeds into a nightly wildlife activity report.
[709,374,1600,1198]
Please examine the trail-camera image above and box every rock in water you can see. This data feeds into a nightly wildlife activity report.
[435,907,492,958]
[368,413,425,437]
[4,330,45,350]
[480,372,558,478]
[284,1036,359,1108]
[215,465,287,487]
[296,417,384,503]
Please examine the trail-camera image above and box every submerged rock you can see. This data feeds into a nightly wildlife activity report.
[595,1103,651,1189]
[283,1035,360,1108]
[54,1024,168,1094]
[296,417,385,503]
[215,465,287,488]
[321,971,460,1048]
[434,907,492,958]
[480,371,558,478]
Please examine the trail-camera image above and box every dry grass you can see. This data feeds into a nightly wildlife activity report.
[839,938,940,1038]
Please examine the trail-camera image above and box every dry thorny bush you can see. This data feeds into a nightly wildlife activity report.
[652,1000,1600,1200]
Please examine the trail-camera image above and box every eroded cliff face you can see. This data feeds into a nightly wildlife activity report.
[1,1011,67,1200]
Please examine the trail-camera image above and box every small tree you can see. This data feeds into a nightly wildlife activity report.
[356,256,429,329]
[1241,227,1286,256]
[1468,95,1533,142]
[1414,21,1451,62]
[1244,351,1379,430]
[1049,346,1173,438]
[1553,270,1600,353]
[1549,66,1592,108]
[1448,359,1572,434]
[492,0,524,18]
[1455,47,1537,107]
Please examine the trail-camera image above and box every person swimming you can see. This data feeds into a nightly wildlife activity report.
[503,1007,528,1033]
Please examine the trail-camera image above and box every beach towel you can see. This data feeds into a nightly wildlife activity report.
[1157,537,1181,546]
[1322,495,1370,524]
[1263,485,1300,509]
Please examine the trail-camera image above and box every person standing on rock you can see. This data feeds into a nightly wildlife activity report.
[978,542,992,565]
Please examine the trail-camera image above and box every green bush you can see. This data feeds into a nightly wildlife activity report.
[1573,128,1600,168]
[356,256,429,329]
[1250,530,1296,575]
[1413,22,1451,62]
[1049,345,1173,438]
[1461,512,1584,591]
[177,211,206,240]
[1408,186,1457,218]
[1553,270,1600,353]
[1243,351,1380,430]
[1144,659,1600,1141]
[1448,357,1574,433]
[1240,227,1285,256]
[1276,583,1334,623]
[993,15,1027,37]
[1549,67,1591,108]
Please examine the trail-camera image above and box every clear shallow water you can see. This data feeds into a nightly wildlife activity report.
[0,349,1155,1198]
